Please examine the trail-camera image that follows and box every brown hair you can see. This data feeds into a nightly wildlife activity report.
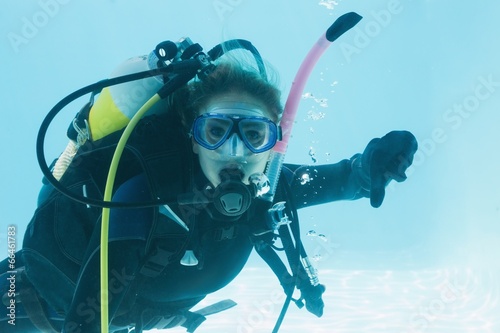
[172,61,283,132]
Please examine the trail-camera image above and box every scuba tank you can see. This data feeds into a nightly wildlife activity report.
[52,50,163,180]
[88,37,196,141]
[51,38,198,181]
[87,52,164,142]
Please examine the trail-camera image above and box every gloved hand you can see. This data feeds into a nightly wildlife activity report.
[298,283,326,317]
[359,130,418,208]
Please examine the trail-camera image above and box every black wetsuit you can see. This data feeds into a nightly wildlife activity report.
[0,112,369,332]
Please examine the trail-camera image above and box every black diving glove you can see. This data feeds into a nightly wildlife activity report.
[298,283,326,317]
[354,130,418,208]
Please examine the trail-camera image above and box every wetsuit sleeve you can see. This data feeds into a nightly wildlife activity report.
[282,154,370,209]
[63,174,154,333]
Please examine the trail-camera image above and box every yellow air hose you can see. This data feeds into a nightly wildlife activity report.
[100,93,161,333]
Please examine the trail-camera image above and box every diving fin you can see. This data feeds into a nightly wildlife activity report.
[193,299,237,316]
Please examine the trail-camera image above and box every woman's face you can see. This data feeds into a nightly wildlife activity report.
[192,92,277,187]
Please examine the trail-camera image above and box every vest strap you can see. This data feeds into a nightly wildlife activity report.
[139,246,174,278]
[18,269,59,333]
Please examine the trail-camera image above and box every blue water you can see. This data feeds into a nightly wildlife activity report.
[2,1,500,332]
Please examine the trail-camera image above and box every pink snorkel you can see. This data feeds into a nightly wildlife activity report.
[264,12,363,201]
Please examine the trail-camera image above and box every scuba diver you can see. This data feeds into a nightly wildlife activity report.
[0,13,418,333]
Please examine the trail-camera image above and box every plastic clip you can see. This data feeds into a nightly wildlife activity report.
[267,201,290,230]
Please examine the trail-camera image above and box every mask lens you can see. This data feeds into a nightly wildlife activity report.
[239,119,275,152]
[194,116,233,149]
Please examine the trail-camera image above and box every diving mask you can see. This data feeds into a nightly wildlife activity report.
[192,112,281,154]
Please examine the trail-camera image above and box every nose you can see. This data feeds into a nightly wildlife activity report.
[227,133,245,157]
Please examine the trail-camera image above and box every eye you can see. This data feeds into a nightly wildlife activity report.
[204,118,231,144]
[244,129,263,142]
[208,125,226,138]
[242,124,267,146]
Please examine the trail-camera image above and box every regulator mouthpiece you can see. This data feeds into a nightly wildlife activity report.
[212,168,253,217]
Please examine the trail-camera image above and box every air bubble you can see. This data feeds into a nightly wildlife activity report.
[300,173,311,185]
[318,0,339,10]
[307,110,326,120]
[307,230,317,237]
[312,254,322,262]
[308,148,317,163]
[318,234,328,242]
[315,98,328,108]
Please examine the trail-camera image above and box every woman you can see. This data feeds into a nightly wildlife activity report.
[1,58,417,332]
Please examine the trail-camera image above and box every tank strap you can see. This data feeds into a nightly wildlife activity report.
[17,269,59,333]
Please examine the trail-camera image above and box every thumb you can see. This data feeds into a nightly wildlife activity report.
[370,164,387,208]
